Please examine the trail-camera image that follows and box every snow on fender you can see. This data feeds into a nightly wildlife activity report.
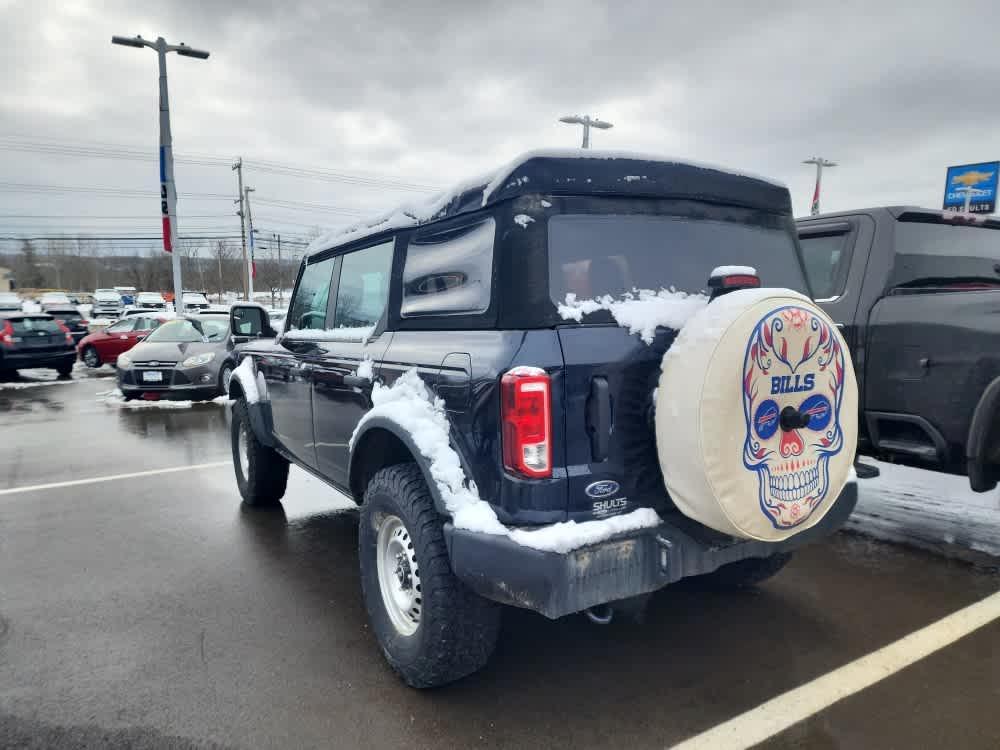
[657,288,858,542]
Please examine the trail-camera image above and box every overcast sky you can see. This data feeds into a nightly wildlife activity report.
[2,0,998,254]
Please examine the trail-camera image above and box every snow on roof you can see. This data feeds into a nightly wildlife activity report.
[481,148,788,202]
[306,148,786,256]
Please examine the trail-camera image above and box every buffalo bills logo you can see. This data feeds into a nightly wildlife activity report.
[742,306,846,529]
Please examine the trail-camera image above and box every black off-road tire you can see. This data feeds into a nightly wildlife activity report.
[702,552,793,589]
[231,398,289,508]
[359,463,501,688]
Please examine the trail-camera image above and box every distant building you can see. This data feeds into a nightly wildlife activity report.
[0,266,12,292]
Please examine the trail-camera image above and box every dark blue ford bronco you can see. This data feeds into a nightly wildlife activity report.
[227,150,859,687]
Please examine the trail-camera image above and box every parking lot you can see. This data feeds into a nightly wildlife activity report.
[0,370,996,749]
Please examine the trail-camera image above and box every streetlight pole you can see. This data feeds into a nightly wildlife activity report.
[111,34,210,314]
[803,157,837,216]
[558,115,613,148]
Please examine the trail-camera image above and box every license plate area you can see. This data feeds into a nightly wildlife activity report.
[141,371,164,383]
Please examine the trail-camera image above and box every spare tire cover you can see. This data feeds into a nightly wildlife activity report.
[656,288,858,542]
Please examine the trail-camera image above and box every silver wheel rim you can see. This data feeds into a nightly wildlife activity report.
[222,366,233,392]
[375,515,422,636]
[237,421,250,479]
[84,348,98,367]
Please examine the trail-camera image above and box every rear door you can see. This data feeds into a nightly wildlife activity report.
[311,239,395,486]
[263,255,337,469]
[547,207,811,519]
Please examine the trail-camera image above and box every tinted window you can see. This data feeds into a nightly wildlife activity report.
[51,310,82,321]
[892,223,1000,287]
[106,319,136,333]
[548,214,808,303]
[333,240,394,329]
[11,317,60,334]
[403,219,494,317]
[288,257,335,331]
[798,232,849,299]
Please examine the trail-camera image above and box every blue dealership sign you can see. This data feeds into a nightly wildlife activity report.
[943,162,998,213]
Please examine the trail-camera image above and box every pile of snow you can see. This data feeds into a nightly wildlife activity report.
[229,357,263,403]
[513,214,535,228]
[558,288,708,344]
[355,357,374,380]
[282,325,374,342]
[350,369,662,551]
[0,379,87,391]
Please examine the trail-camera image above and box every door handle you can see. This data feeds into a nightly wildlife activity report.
[343,374,370,388]
[586,376,611,462]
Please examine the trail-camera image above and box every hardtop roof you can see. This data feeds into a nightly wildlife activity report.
[306,149,792,257]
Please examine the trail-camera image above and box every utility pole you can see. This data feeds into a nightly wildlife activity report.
[244,186,256,301]
[558,114,613,148]
[216,240,224,300]
[803,157,837,216]
[111,34,210,314]
[274,233,283,307]
[232,157,249,300]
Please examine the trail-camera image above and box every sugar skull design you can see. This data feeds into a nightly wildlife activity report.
[742,305,846,529]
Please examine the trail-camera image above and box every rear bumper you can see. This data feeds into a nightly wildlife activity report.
[445,481,858,619]
[0,350,76,370]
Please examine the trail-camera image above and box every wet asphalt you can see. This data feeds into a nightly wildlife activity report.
[0,368,997,749]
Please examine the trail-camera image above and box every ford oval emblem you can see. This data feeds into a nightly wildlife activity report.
[585,480,620,499]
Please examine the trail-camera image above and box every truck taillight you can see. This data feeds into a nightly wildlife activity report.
[501,367,552,478]
[1,321,14,347]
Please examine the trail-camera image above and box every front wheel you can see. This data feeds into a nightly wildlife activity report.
[82,346,100,369]
[359,463,501,688]
[56,361,74,378]
[231,399,289,507]
[219,364,234,397]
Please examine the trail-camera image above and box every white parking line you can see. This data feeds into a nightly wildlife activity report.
[0,461,231,497]
[669,589,1000,749]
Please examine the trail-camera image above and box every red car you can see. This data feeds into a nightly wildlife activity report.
[77,314,168,368]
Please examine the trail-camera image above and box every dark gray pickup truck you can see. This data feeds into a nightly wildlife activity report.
[797,206,1000,491]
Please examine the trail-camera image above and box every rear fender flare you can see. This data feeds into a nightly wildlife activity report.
[965,375,1000,492]
[348,416,451,517]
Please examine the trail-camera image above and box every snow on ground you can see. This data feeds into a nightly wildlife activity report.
[0,363,115,389]
[558,288,708,344]
[351,369,664,551]
[849,460,1000,561]
[97,388,230,410]
[513,214,535,228]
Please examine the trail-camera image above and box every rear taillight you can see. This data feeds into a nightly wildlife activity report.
[1,321,14,347]
[56,321,73,344]
[501,367,552,479]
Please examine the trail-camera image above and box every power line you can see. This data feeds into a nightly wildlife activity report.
[0,135,442,191]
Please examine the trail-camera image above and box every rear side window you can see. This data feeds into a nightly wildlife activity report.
[288,256,336,331]
[892,223,1000,288]
[106,319,136,333]
[547,214,808,303]
[798,232,850,299]
[11,317,60,334]
[402,219,495,317]
[333,240,394,329]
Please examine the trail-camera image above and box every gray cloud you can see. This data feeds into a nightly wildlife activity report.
[1,0,998,250]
